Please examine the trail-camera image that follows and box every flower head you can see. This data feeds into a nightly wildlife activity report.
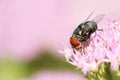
[58,18,120,75]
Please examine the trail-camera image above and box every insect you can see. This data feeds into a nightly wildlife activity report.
[70,12,105,53]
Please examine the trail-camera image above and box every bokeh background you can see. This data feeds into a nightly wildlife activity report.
[0,0,120,80]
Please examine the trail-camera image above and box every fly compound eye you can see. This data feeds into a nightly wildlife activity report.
[70,37,81,50]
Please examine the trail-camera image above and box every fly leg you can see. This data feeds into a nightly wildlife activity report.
[72,47,76,54]
[94,29,103,37]
[97,29,103,31]
[79,43,86,55]
[82,46,86,55]
[72,46,84,55]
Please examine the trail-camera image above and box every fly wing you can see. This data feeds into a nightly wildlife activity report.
[84,11,94,22]
[92,14,105,23]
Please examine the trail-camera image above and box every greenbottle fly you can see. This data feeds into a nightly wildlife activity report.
[70,13,105,53]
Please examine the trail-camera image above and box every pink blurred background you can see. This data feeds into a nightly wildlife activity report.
[0,0,120,80]
[31,71,87,80]
[0,0,119,60]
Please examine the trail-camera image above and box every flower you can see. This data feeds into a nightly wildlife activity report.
[58,18,120,75]
[103,19,120,71]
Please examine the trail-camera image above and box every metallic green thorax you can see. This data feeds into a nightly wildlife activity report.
[72,21,97,42]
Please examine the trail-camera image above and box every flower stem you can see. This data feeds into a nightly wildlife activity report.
[85,62,113,80]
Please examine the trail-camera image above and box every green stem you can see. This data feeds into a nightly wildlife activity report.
[104,63,112,80]
[110,70,120,80]
[85,62,113,80]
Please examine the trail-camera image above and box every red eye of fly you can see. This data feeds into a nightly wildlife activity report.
[70,37,81,50]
